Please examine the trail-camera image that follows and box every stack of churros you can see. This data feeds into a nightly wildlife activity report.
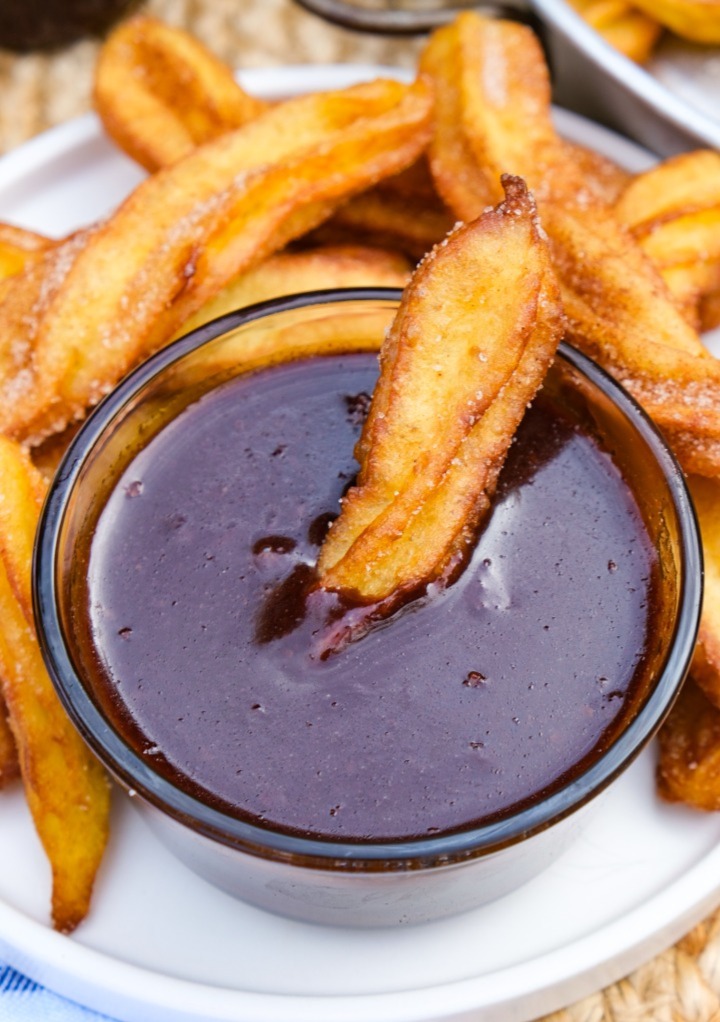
[0,11,719,929]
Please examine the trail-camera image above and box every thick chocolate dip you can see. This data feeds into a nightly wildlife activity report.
[73,352,659,842]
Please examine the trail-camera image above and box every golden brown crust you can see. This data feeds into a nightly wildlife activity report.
[178,245,411,336]
[566,0,662,62]
[630,0,720,44]
[0,437,110,932]
[658,680,720,811]
[420,11,720,479]
[317,176,565,604]
[0,77,432,446]
[315,188,455,262]
[684,475,720,708]
[0,222,53,283]
[0,704,19,790]
[94,15,266,172]
[615,152,720,329]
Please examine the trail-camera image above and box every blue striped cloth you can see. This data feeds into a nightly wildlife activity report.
[0,963,115,1020]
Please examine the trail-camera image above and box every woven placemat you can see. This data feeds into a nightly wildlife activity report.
[0,0,422,154]
[0,1,718,1019]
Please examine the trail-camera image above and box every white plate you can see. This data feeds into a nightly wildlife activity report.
[0,64,717,1022]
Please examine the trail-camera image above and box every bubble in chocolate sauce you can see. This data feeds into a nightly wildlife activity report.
[344,391,372,428]
[255,562,316,644]
[252,535,297,557]
[308,512,337,546]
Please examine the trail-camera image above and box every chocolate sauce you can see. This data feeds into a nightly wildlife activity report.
[77,353,659,842]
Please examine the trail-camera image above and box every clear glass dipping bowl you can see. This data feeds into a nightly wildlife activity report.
[33,289,702,926]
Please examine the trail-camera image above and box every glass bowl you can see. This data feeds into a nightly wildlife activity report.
[33,289,702,926]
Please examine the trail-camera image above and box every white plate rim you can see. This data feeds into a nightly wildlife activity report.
[2,834,720,1022]
[0,63,713,1022]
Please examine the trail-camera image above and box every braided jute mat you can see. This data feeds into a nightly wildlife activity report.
[1,1,720,1020]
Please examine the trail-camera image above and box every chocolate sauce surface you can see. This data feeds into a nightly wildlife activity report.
[79,353,658,841]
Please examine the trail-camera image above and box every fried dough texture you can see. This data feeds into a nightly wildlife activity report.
[0,707,19,789]
[659,470,720,813]
[316,188,455,263]
[94,23,448,263]
[685,475,720,708]
[702,290,720,332]
[317,176,565,604]
[657,680,720,811]
[179,245,411,335]
[566,0,662,61]
[0,76,432,446]
[94,16,266,171]
[420,11,720,479]
[0,223,52,283]
[0,437,110,932]
[190,305,393,383]
[616,151,720,328]
[630,0,720,42]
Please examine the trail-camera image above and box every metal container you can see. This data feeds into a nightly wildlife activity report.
[535,0,720,154]
[294,0,720,154]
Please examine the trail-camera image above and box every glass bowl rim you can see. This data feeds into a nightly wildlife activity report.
[33,287,703,867]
